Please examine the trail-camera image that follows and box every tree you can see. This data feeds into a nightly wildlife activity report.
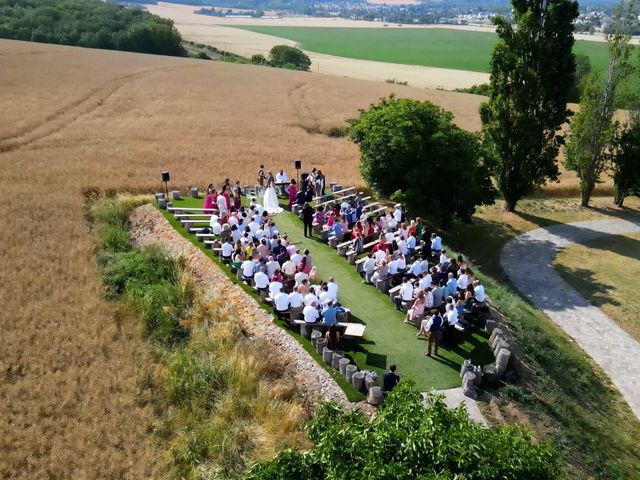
[348,96,495,225]
[564,4,635,207]
[567,54,592,103]
[268,45,311,71]
[480,0,579,212]
[246,381,561,479]
[611,117,640,206]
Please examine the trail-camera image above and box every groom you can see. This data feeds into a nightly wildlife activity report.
[302,202,314,237]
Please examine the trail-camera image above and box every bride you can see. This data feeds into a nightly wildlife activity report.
[262,170,283,215]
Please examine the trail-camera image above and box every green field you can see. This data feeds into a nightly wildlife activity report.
[236,26,614,77]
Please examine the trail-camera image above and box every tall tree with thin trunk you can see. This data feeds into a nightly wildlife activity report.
[480,0,579,212]
[564,2,635,207]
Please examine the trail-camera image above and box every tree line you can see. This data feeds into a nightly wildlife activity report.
[349,0,640,224]
[0,0,184,56]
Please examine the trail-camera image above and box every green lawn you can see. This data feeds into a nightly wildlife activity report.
[160,196,493,395]
[235,26,630,87]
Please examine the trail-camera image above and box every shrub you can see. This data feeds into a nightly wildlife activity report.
[250,53,267,65]
[268,45,311,71]
[97,224,130,252]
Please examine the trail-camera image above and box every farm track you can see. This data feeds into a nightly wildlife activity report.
[0,67,167,154]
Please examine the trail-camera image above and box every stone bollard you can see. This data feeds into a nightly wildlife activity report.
[462,371,477,399]
[367,386,385,406]
[155,192,165,201]
[494,339,510,357]
[157,198,167,210]
[171,190,181,200]
[364,372,378,391]
[345,364,358,383]
[491,333,504,350]
[292,204,301,215]
[322,347,334,364]
[485,319,496,333]
[459,359,472,378]
[473,366,483,386]
[183,221,193,231]
[310,329,322,347]
[331,351,344,370]
[347,251,357,265]
[166,201,173,210]
[315,338,327,355]
[483,364,498,384]
[332,184,342,192]
[313,223,322,235]
[190,187,198,198]
[489,328,503,344]
[300,323,311,339]
[351,371,365,391]
[339,357,351,376]
[495,348,511,377]
[328,237,339,249]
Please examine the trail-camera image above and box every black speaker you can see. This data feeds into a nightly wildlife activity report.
[162,171,170,182]
[294,160,301,170]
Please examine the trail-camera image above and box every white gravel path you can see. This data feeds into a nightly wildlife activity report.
[501,219,640,420]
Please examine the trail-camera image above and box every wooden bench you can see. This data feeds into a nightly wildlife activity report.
[293,319,365,338]
[168,207,218,213]
[366,207,386,218]
[333,186,356,197]
[195,232,219,241]
[174,213,216,219]
[336,239,352,256]
[388,285,401,302]
[363,202,381,211]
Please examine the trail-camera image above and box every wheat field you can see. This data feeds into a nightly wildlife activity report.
[0,38,492,478]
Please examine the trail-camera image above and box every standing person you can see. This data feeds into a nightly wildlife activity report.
[287,179,297,209]
[203,187,215,214]
[302,202,314,237]
[256,164,265,195]
[233,181,242,211]
[425,310,443,357]
[382,364,400,393]
[217,190,228,223]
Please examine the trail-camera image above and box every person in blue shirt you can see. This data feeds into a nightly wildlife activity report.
[446,273,458,297]
[355,201,364,220]
[330,221,343,239]
[322,301,339,326]
[407,232,417,255]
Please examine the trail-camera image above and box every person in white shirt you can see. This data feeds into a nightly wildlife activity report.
[388,257,398,276]
[228,214,238,227]
[248,217,260,235]
[326,278,339,301]
[290,249,303,266]
[393,204,403,224]
[440,249,449,266]
[217,193,228,219]
[210,220,222,236]
[473,280,486,303]
[304,291,319,307]
[446,303,459,327]
[394,277,414,310]
[241,259,255,283]
[266,257,279,278]
[221,239,233,261]
[396,253,407,271]
[420,273,432,291]
[384,229,395,244]
[397,237,408,255]
[408,260,422,278]
[420,259,430,274]
[431,233,442,253]
[289,287,304,310]
[424,287,434,309]
[457,268,469,291]
[374,248,387,264]
[254,267,269,291]
[282,259,296,277]
[407,233,417,254]
[303,302,320,324]
[318,285,335,306]
[273,290,290,316]
[387,213,398,230]
[294,270,308,287]
[208,214,219,229]
[231,225,241,243]
[269,280,284,299]
[363,254,376,284]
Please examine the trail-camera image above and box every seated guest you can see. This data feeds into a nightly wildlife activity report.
[314,206,326,225]
[405,291,426,324]
[406,259,422,279]
[362,253,376,285]
[431,232,443,255]
[327,277,339,301]
[382,364,400,393]
[210,217,222,236]
[440,249,450,267]
[289,287,304,315]
[397,236,408,256]
[473,280,486,304]
[253,267,269,292]
[446,273,458,298]
[304,290,319,307]
[322,301,339,327]
[301,251,313,274]
[271,269,284,284]
[329,219,343,239]
[221,238,234,263]
[298,278,311,295]
[325,325,341,350]
[318,284,334,306]
[303,300,320,324]
[273,288,290,319]
[457,268,469,291]
[290,249,303,267]
[294,270,309,287]
[396,252,407,272]
[374,246,387,264]
[388,256,399,277]
[394,277,414,311]
[282,258,296,278]
[269,278,284,299]
[371,260,389,285]
[241,258,256,284]
[265,256,279,278]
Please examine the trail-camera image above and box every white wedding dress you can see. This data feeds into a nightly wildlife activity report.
[262,184,283,215]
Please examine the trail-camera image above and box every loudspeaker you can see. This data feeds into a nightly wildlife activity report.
[162,171,170,182]
[294,160,301,170]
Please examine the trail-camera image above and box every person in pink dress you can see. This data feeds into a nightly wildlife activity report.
[301,249,313,274]
[405,291,426,325]
[288,179,298,209]
[203,185,215,214]
[223,187,231,211]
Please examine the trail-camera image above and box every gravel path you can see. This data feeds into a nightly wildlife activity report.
[129,204,348,406]
[501,219,640,420]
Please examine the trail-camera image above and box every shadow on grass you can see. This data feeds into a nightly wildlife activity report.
[554,265,621,309]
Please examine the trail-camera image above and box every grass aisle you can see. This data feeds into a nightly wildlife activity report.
[160,196,492,391]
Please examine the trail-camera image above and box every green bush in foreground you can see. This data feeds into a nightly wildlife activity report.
[247,381,560,480]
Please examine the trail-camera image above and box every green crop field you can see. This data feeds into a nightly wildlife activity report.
[236,25,616,79]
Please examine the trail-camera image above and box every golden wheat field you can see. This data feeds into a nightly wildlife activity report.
[0,38,492,478]
[0,37,624,478]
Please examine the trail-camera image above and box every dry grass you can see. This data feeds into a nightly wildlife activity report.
[0,38,636,478]
[555,232,640,343]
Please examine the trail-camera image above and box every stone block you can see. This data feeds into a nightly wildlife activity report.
[367,386,384,406]
[315,338,327,355]
[331,351,344,370]
[494,339,510,357]
[157,198,167,210]
[483,365,498,384]
[345,364,358,383]
[310,329,322,347]
[190,187,199,198]
[365,372,378,391]
[339,357,350,376]
[489,328,503,344]
[322,346,334,364]
[459,359,472,378]
[347,251,357,265]
[171,190,181,200]
[485,319,496,333]
[351,371,365,391]
[495,348,511,377]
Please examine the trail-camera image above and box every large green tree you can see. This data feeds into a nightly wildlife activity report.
[564,4,635,207]
[247,381,561,479]
[480,0,579,212]
[612,116,640,206]
[349,96,495,225]
[269,44,311,71]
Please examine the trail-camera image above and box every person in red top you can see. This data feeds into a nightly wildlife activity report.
[371,234,387,254]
